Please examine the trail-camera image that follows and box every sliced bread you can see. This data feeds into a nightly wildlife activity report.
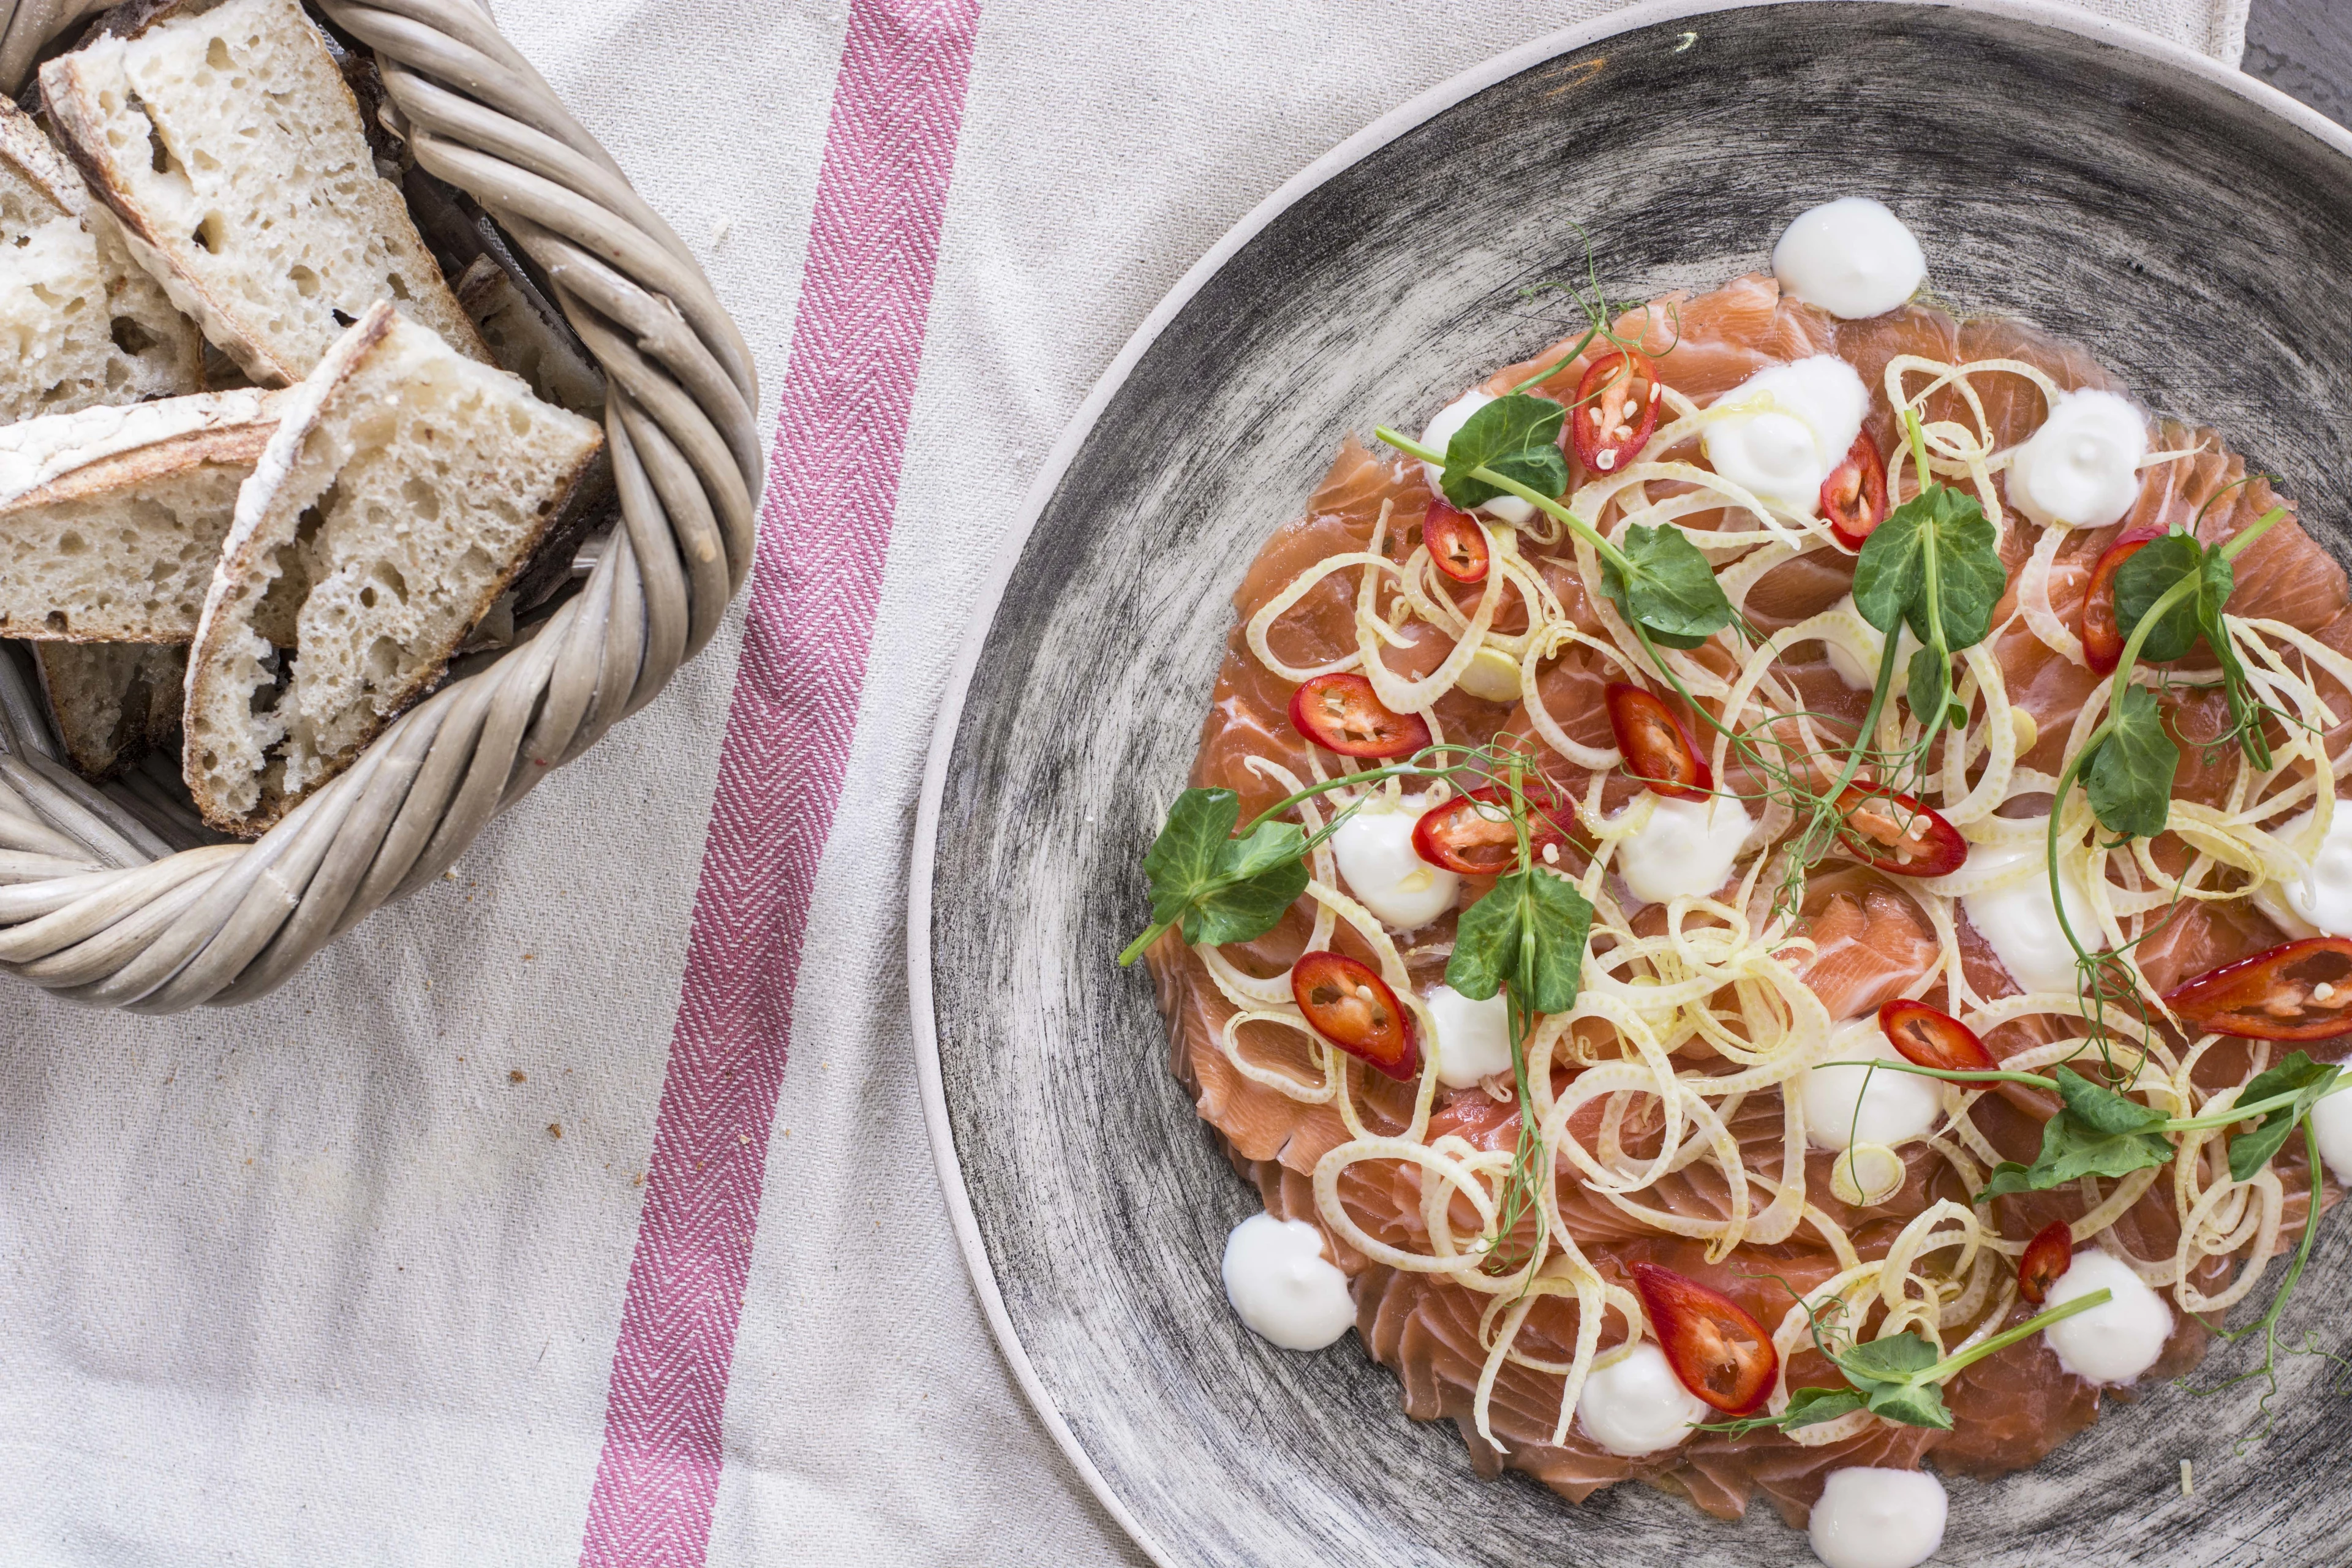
[0,96,202,418]
[40,0,491,386]
[455,255,616,608]
[0,386,281,641]
[184,302,604,835]
[32,639,186,778]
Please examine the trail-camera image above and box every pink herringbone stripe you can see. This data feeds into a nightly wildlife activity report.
[578,1,979,1562]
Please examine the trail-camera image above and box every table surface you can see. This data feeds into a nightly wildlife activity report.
[2247,0,2350,124]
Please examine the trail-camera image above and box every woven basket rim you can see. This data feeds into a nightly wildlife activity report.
[0,0,760,1011]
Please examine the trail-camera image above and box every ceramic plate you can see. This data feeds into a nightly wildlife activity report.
[912,4,2352,1562]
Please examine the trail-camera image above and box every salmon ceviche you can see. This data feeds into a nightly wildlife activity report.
[1124,198,2352,1566]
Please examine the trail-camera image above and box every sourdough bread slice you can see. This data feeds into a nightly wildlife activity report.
[184,302,603,835]
[33,639,186,778]
[0,386,281,641]
[455,254,617,608]
[40,0,491,386]
[0,96,202,418]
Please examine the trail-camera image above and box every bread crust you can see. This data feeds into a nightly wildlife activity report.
[184,302,602,835]
[0,97,89,219]
[0,388,280,643]
[39,0,491,385]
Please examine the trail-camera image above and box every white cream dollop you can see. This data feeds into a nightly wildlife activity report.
[1772,197,1928,321]
[1420,390,1534,524]
[1961,837,2101,995]
[1808,1467,1948,1568]
[1575,1342,1710,1457]
[2311,1082,2352,1183]
[2042,1249,2171,1384]
[1427,983,1512,1088]
[1801,1018,1942,1152]
[1616,794,1753,905]
[1820,592,1921,690]
[2263,805,2352,937]
[2005,388,2147,530]
[1701,356,1870,518]
[1221,1214,1355,1351]
[1330,795,1460,930]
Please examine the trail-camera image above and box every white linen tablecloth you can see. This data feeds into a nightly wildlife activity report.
[0,0,2249,1562]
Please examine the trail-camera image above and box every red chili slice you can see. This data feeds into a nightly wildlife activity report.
[1570,350,1662,476]
[2081,526,2164,677]
[1877,999,1996,1074]
[1629,1262,1779,1415]
[1422,500,1490,584]
[1287,673,1431,760]
[1833,784,1968,878]
[1820,432,1890,549]
[1413,793,1517,875]
[2018,1220,2073,1305]
[2161,937,2352,1041]
[1604,684,1711,802]
[1412,782,1573,875]
[1291,951,1420,1081]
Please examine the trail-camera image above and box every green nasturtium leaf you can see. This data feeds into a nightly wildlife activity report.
[1600,522,1736,648]
[2085,684,2179,840]
[1441,393,1569,511]
[1446,867,1596,1016]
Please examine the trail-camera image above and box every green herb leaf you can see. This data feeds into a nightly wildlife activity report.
[1446,867,1595,1014]
[2054,1064,2169,1134]
[1137,788,1309,948]
[2037,1117,2177,1185]
[1860,1379,1954,1430]
[2227,1052,2341,1182]
[1973,1068,2175,1200]
[1829,1334,1954,1430]
[2084,684,2179,839]
[1440,393,1569,511]
[1599,522,1735,647]
[1783,1385,1868,1429]
[1906,647,1953,729]
[2203,599,2274,771]
[1838,1332,1940,1384]
[1194,823,1311,944]
[1850,484,2004,649]
[1975,1161,2035,1201]
[1700,1385,1864,1436]
[2113,532,2206,663]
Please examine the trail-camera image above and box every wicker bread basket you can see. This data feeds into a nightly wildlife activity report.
[0,0,757,1010]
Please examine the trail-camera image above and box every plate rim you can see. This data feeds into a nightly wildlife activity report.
[905,6,2352,1563]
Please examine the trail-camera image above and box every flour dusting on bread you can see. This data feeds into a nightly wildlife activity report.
[184,303,602,834]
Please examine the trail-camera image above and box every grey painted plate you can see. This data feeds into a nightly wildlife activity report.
[910,4,2352,1564]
